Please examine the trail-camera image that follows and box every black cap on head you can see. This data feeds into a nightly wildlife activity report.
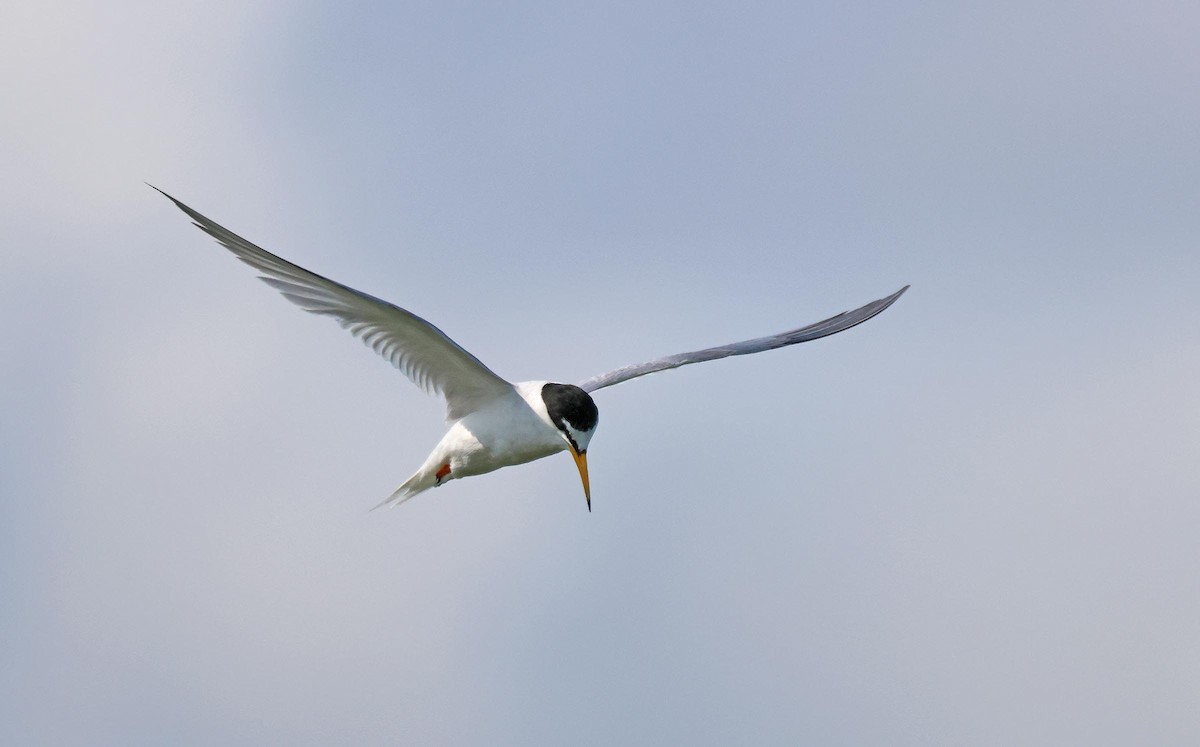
[541,383,599,435]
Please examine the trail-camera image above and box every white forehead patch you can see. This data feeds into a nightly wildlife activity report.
[562,422,595,453]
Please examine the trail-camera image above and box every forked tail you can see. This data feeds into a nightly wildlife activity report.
[371,470,436,511]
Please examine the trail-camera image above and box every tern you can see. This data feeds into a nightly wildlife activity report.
[154,187,907,511]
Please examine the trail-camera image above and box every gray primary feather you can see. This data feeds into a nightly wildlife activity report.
[578,285,909,393]
[153,187,514,421]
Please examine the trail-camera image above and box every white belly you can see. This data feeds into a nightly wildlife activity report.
[432,395,566,479]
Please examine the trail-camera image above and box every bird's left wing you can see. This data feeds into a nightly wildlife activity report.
[578,285,908,393]
[154,187,515,420]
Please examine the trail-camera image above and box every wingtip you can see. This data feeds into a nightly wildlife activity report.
[882,284,911,306]
[146,182,180,205]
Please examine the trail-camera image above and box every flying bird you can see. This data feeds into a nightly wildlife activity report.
[154,187,907,511]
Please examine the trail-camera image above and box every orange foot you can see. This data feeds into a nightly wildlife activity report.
[435,463,451,485]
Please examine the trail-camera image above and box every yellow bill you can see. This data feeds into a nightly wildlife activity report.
[570,446,591,512]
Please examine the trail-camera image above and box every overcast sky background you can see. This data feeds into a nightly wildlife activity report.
[3,1,1198,744]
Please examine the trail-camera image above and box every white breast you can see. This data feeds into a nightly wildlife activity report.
[435,382,566,478]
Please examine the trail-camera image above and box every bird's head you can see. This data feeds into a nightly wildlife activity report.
[541,383,599,511]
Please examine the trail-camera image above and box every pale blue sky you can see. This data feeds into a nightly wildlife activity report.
[2,1,1198,744]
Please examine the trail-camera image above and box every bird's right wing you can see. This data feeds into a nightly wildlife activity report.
[579,285,908,393]
[154,187,515,420]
